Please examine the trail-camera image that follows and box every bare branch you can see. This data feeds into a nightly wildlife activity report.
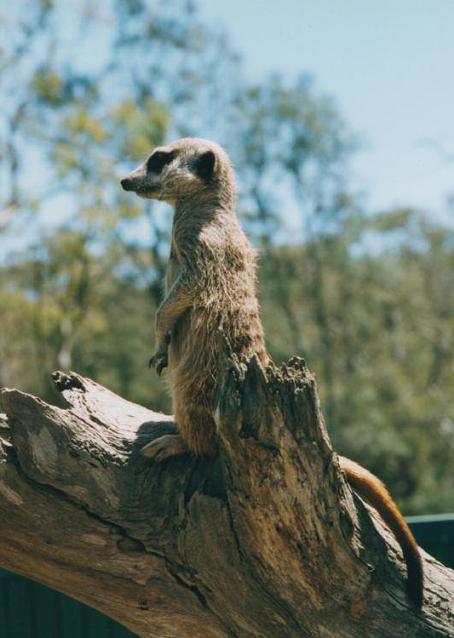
[0,365,453,637]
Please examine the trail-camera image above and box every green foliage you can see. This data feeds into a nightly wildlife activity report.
[32,69,65,106]
[258,212,454,514]
[113,98,170,160]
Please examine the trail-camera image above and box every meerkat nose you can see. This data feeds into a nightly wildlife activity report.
[121,178,134,191]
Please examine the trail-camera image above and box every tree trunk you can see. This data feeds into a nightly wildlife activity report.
[0,357,453,638]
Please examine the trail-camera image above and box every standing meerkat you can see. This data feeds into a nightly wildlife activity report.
[121,137,423,608]
[122,138,269,459]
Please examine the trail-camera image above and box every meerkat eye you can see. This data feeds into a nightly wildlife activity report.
[146,151,175,174]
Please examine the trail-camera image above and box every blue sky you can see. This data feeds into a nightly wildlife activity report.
[199,0,454,221]
[3,0,453,256]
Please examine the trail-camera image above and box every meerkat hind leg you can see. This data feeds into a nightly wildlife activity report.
[141,433,189,462]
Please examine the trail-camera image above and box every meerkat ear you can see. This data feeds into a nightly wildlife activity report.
[194,150,216,182]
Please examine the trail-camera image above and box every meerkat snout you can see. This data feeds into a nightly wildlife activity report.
[120,178,134,191]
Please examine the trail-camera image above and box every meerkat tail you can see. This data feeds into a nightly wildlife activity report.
[339,455,423,609]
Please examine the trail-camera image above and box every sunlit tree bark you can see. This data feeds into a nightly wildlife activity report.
[0,361,453,638]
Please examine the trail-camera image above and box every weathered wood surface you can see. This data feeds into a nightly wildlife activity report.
[0,359,453,638]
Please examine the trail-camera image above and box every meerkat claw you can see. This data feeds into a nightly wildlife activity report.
[148,351,168,375]
[156,357,167,375]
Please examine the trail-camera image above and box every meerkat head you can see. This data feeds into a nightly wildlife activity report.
[120,137,235,206]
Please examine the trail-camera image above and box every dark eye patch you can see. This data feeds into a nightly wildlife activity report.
[193,150,216,182]
[146,151,175,174]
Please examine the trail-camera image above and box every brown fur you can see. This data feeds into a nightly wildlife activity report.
[121,138,269,457]
[121,137,423,608]
[339,456,423,609]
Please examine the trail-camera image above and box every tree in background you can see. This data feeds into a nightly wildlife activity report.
[0,0,453,515]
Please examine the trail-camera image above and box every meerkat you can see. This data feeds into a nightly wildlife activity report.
[120,137,423,609]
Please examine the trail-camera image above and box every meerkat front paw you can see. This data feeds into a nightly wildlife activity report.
[149,349,168,375]
[149,334,171,375]
[141,433,189,462]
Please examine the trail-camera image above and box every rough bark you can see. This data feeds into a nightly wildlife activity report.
[0,357,453,638]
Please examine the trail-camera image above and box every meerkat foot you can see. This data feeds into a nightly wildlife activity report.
[141,433,189,462]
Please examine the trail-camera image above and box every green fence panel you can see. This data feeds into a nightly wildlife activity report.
[408,514,454,568]
[0,573,136,638]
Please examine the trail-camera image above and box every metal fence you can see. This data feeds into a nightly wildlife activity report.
[1,514,453,637]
